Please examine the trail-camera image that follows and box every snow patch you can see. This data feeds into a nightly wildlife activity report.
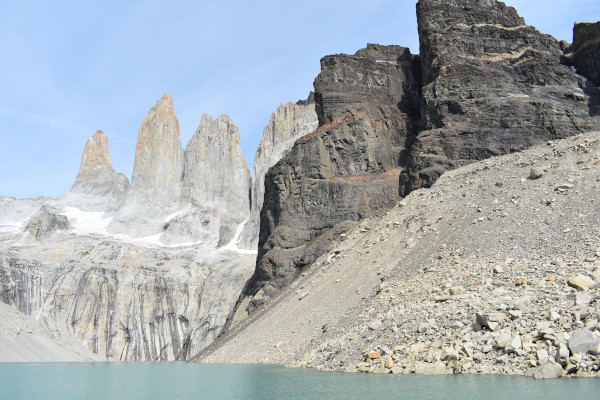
[219,218,257,255]
[0,221,25,234]
[60,207,112,235]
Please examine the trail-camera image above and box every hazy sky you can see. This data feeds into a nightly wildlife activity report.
[1,0,598,198]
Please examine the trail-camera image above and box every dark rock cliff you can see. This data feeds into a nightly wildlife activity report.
[242,44,421,304]
[568,22,600,87]
[234,0,599,316]
[399,0,595,194]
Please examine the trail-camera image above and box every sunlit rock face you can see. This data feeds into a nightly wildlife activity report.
[59,130,129,211]
[107,94,185,237]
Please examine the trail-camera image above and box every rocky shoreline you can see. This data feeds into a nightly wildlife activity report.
[201,132,600,379]
[294,255,600,379]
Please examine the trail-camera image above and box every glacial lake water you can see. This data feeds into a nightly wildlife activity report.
[1,363,599,400]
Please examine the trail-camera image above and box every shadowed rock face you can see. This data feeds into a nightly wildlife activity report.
[569,22,600,87]
[399,0,595,194]
[238,96,318,250]
[61,130,129,211]
[240,44,421,306]
[107,94,184,237]
[234,0,599,316]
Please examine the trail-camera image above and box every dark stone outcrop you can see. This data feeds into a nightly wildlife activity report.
[399,0,595,194]
[233,0,599,316]
[242,44,421,303]
[568,22,600,86]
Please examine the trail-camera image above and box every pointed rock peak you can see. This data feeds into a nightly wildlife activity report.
[157,93,174,108]
[146,93,179,133]
[80,130,114,171]
[193,113,239,144]
[66,130,129,208]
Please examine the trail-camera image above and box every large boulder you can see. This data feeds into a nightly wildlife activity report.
[568,329,600,355]
[23,205,71,240]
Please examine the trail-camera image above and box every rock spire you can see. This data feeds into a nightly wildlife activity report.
[107,94,184,237]
[63,130,128,211]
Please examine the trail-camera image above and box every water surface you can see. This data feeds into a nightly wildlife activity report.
[1,363,598,399]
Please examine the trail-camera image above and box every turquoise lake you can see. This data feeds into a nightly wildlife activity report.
[1,363,599,399]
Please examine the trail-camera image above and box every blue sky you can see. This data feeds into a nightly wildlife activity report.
[1,0,598,198]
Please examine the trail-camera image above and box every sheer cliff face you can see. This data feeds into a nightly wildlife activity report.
[182,114,251,222]
[569,22,600,87]
[242,44,421,303]
[0,238,255,361]
[130,94,184,197]
[399,0,595,194]
[107,94,184,237]
[238,99,318,250]
[62,130,129,211]
[239,0,599,312]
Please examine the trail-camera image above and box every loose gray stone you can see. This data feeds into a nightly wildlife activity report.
[505,335,522,354]
[533,362,564,379]
[529,167,544,179]
[568,329,600,355]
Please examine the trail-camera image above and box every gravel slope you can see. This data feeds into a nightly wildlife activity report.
[197,132,600,378]
[0,302,104,362]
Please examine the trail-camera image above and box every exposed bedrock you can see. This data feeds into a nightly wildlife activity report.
[23,205,71,241]
[567,21,600,87]
[0,238,254,361]
[238,44,421,310]
[181,114,251,222]
[233,0,599,318]
[238,96,318,250]
[107,94,184,237]
[59,130,129,212]
[399,0,596,194]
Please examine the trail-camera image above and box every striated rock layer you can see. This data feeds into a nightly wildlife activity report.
[0,236,254,361]
[238,95,318,250]
[108,94,184,237]
[399,0,595,194]
[237,44,421,312]
[232,0,599,318]
[59,130,129,211]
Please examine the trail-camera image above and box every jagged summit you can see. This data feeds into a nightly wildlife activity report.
[182,113,250,219]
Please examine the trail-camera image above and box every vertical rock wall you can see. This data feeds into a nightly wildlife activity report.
[399,0,595,194]
[238,97,318,250]
[240,44,421,308]
[107,94,184,237]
